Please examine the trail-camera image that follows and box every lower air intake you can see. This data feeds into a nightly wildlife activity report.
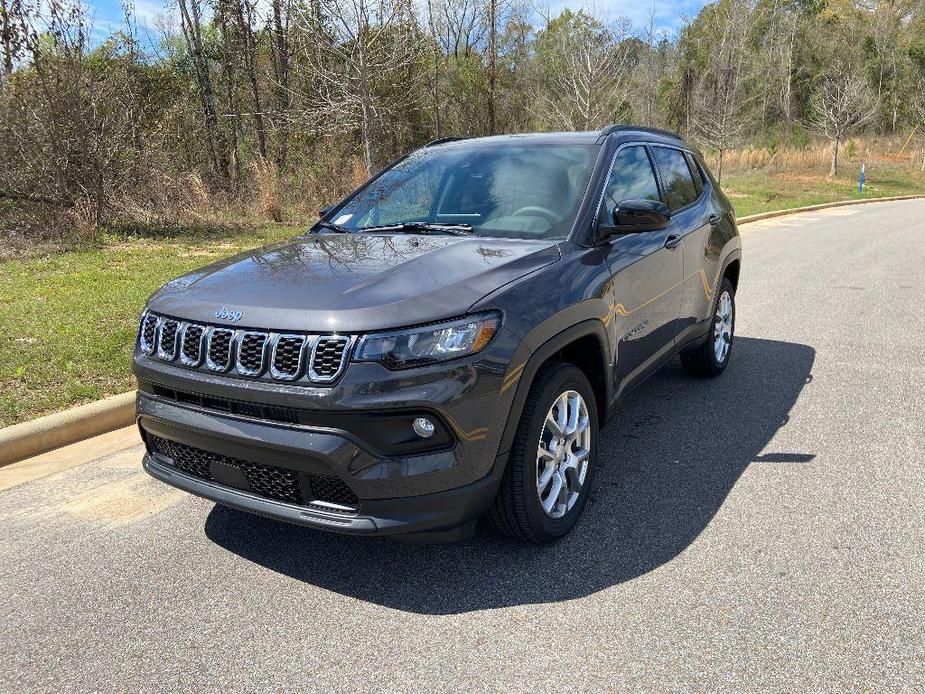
[146,434,359,512]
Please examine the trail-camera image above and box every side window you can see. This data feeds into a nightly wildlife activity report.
[684,152,704,196]
[600,146,661,222]
[651,146,699,211]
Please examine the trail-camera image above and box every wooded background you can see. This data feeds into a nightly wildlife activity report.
[1,0,924,247]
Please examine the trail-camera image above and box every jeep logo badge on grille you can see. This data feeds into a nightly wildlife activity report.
[214,307,243,323]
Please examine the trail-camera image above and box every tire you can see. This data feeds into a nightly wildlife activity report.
[489,362,599,543]
[681,276,735,378]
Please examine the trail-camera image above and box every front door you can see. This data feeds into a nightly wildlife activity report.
[597,145,684,399]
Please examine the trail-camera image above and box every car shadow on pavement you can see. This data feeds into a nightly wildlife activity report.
[204,336,815,615]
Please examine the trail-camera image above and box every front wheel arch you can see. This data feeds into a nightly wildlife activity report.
[496,320,612,458]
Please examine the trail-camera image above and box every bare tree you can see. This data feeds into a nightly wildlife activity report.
[432,0,485,59]
[778,6,798,124]
[486,0,495,133]
[0,0,169,238]
[269,0,293,168]
[910,77,925,171]
[215,0,243,184]
[533,10,635,131]
[807,71,876,176]
[423,0,489,136]
[691,0,756,183]
[177,0,230,182]
[296,0,422,174]
[639,2,664,127]
[1,0,25,76]
[231,0,268,159]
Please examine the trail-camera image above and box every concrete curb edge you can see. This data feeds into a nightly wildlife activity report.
[735,194,925,225]
[0,391,136,467]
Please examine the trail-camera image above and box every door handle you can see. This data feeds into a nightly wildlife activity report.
[709,213,722,226]
[664,234,682,249]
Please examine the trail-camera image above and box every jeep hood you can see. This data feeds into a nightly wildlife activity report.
[147,233,560,332]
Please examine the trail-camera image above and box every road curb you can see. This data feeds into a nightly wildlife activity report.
[0,391,136,468]
[2,194,923,468]
[736,194,925,225]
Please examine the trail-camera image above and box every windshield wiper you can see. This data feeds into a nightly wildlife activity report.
[359,221,474,236]
[314,220,347,233]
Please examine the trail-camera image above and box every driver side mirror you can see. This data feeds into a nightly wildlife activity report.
[319,204,334,217]
[598,199,671,238]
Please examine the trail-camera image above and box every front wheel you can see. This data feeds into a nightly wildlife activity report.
[681,277,735,377]
[489,363,598,543]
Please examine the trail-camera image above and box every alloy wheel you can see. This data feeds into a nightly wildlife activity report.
[713,290,733,363]
[536,390,591,519]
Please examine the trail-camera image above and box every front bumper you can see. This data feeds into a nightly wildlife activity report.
[135,386,507,536]
[143,451,503,536]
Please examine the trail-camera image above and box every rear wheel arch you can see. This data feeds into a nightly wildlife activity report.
[723,258,741,291]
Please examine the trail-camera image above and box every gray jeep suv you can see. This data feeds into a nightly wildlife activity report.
[134,126,741,543]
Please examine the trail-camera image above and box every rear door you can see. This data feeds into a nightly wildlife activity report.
[648,146,714,345]
[597,144,684,398]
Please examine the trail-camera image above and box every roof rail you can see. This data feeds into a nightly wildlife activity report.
[422,136,470,147]
[599,124,681,140]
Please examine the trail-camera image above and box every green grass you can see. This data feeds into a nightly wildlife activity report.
[1,161,924,428]
[723,161,924,217]
[0,225,300,427]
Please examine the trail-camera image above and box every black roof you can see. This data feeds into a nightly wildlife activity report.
[423,125,685,149]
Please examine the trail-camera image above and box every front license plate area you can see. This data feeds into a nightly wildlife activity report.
[210,460,253,492]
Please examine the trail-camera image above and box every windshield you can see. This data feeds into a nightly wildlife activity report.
[321,143,599,240]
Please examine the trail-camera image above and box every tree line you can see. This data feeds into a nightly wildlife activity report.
[1,0,924,245]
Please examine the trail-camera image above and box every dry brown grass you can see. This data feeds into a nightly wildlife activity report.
[709,135,925,175]
[252,157,284,222]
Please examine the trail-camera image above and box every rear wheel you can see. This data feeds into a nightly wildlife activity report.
[681,277,735,377]
[489,363,598,543]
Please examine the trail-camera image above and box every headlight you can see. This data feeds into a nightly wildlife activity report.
[355,313,500,369]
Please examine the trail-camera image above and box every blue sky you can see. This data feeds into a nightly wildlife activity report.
[85,0,708,37]
[544,0,708,31]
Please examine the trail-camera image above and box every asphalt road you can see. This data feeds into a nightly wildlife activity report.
[2,200,924,692]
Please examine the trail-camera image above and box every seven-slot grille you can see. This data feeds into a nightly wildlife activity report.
[236,332,269,375]
[138,312,351,384]
[146,434,360,511]
[139,314,158,354]
[207,328,235,371]
[310,337,351,381]
[180,324,205,366]
[156,319,180,360]
[271,335,306,380]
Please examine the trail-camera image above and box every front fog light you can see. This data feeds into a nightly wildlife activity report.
[412,417,436,438]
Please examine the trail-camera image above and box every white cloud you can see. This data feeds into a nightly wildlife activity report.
[534,0,702,32]
[132,0,167,26]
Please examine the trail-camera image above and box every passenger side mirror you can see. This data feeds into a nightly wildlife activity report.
[598,199,671,238]
[319,204,334,217]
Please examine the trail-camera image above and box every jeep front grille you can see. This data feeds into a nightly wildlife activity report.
[236,332,268,376]
[180,324,205,366]
[137,311,351,385]
[271,335,306,380]
[139,313,158,354]
[206,328,235,372]
[146,434,359,511]
[310,336,351,381]
[156,319,180,361]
